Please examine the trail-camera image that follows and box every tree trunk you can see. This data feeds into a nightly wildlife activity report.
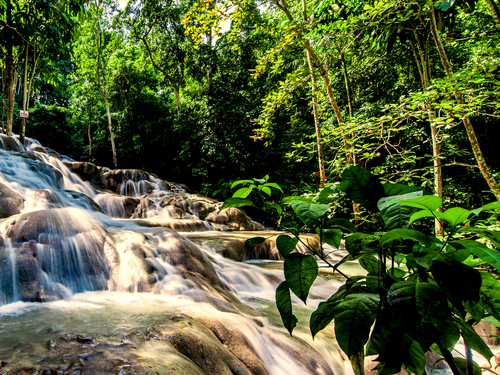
[341,54,353,119]
[430,9,500,200]
[103,96,118,168]
[306,50,326,188]
[484,0,500,25]
[87,104,93,158]
[20,44,29,146]
[5,0,14,136]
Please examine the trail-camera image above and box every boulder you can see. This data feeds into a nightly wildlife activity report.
[0,182,24,218]
[63,161,105,188]
[206,208,263,231]
[0,134,24,152]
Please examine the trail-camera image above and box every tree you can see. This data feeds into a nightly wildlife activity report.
[73,0,120,168]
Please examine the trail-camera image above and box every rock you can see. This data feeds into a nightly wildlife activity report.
[27,144,47,154]
[0,182,24,218]
[103,169,156,195]
[475,319,500,345]
[206,208,262,231]
[28,159,63,188]
[0,134,24,152]
[63,161,106,188]
[33,189,64,209]
[15,241,41,302]
[64,190,104,213]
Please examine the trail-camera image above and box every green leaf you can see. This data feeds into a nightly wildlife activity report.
[230,179,254,189]
[321,229,343,248]
[276,281,298,335]
[291,202,329,227]
[406,339,427,375]
[455,319,494,361]
[472,201,500,215]
[233,187,252,198]
[479,271,500,322]
[453,357,482,375]
[318,186,336,204]
[455,240,500,271]
[281,196,313,205]
[333,293,380,357]
[398,196,442,211]
[339,166,385,211]
[245,237,266,248]
[262,182,283,193]
[359,255,380,274]
[383,183,430,196]
[345,233,379,258]
[284,253,318,303]
[409,209,446,224]
[380,229,433,248]
[276,234,299,257]
[441,207,472,227]
[326,218,357,233]
[310,288,347,338]
[261,186,272,196]
[219,197,255,211]
[377,192,423,229]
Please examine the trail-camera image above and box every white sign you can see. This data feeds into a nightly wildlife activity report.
[20,110,29,118]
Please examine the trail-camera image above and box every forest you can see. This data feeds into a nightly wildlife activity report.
[2,0,500,374]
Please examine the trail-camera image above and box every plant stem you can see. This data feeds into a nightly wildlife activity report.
[465,341,474,375]
[438,344,462,375]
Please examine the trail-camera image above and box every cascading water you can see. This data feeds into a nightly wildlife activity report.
[0,134,350,374]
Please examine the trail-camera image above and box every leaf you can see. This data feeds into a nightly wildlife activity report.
[230,179,254,189]
[455,319,494,361]
[479,271,500,322]
[276,281,298,335]
[333,293,380,357]
[339,166,385,211]
[406,339,427,375]
[383,183,430,196]
[320,229,343,248]
[219,197,255,211]
[441,207,472,227]
[290,202,329,227]
[472,201,500,215]
[262,182,283,193]
[398,196,442,211]
[276,234,299,257]
[326,218,357,233]
[377,192,422,229]
[245,237,266,249]
[380,229,433,248]
[359,255,380,274]
[453,357,482,375]
[345,233,379,258]
[233,187,252,198]
[310,290,345,338]
[455,240,500,271]
[318,186,336,204]
[281,196,313,205]
[261,186,272,196]
[284,253,318,303]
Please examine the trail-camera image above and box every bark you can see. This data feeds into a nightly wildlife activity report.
[20,44,29,146]
[103,96,117,168]
[276,0,354,165]
[430,9,500,200]
[173,86,181,115]
[341,54,353,119]
[306,50,326,188]
[87,104,92,158]
[484,0,500,25]
[5,0,14,136]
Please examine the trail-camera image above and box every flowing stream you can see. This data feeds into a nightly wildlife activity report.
[0,135,351,374]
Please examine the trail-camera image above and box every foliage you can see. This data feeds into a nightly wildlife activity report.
[222,166,500,375]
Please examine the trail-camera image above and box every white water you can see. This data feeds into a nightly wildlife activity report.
[0,136,347,374]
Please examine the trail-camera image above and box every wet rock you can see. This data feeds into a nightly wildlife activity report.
[475,319,500,345]
[64,190,104,214]
[0,134,25,152]
[0,182,24,218]
[103,169,155,195]
[28,160,63,187]
[63,161,105,188]
[28,144,47,154]
[148,325,253,375]
[34,189,64,209]
[16,241,41,302]
[206,208,263,231]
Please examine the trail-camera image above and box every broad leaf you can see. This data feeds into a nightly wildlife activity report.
[219,197,255,211]
[318,186,336,204]
[409,209,446,224]
[230,179,254,189]
[260,186,272,196]
[472,201,500,215]
[453,357,482,375]
[333,293,380,357]
[479,271,500,322]
[345,233,379,258]
[284,253,318,303]
[441,207,472,227]
[383,183,430,196]
[455,319,494,361]
[359,255,380,274]
[233,187,252,198]
[398,196,442,211]
[262,182,283,193]
[380,229,432,248]
[320,229,343,248]
[406,339,427,375]
[455,240,500,271]
[281,196,312,205]
[276,281,298,335]
[291,202,329,227]
[276,234,298,257]
[377,192,422,229]
[326,218,357,233]
[339,166,385,211]
[310,287,348,338]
